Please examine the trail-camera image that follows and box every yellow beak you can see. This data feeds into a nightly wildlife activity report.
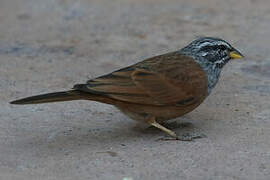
[229,48,244,59]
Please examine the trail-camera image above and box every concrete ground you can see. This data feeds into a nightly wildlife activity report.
[1,0,270,179]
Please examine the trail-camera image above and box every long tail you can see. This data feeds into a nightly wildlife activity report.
[10,90,83,105]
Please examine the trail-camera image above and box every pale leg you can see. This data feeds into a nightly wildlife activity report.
[146,116,178,138]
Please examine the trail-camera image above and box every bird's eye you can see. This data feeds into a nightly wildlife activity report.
[219,45,227,51]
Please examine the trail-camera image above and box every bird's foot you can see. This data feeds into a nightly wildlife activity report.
[157,132,207,141]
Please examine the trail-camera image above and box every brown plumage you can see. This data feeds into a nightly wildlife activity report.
[10,37,244,140]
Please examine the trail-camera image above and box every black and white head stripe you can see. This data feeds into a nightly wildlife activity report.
[181,37,234,68]
[191,37,232,51]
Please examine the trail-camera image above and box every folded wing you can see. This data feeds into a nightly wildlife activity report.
[74,52,208,106]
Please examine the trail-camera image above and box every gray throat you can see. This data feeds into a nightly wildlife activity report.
[196,59,222,94]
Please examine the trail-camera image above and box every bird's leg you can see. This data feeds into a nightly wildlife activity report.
[146,116,178,139]
[146,117,205,141]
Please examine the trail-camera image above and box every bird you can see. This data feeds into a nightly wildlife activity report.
[10,37,244,140]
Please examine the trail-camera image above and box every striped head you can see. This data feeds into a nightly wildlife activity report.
[181,37,243,68]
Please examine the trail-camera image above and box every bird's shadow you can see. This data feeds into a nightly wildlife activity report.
[10,117,206,158]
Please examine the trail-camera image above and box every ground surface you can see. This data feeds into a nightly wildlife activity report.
[1,0,270,179]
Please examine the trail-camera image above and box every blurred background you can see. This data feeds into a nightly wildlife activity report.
[1,0,270,179]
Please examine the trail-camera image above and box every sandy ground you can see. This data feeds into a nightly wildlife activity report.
[1,0,270,179]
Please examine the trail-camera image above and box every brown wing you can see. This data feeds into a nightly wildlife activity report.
[74,52,208,106]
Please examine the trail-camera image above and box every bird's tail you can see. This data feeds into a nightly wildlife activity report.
[10,90,83,105]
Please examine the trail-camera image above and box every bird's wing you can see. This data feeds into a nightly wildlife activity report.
[74,52,208,106]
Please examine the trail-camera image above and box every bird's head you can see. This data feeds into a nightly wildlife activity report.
[182,37,244,68]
